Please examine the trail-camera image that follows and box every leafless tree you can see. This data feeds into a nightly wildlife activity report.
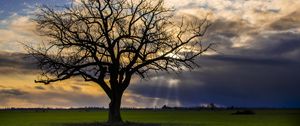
[26,0,212,123]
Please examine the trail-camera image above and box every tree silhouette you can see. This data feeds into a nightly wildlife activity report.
[26,0,212,123]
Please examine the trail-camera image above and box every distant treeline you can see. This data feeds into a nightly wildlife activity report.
[0,105,298,111]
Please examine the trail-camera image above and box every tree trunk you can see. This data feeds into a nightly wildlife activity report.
[107,91,123,124]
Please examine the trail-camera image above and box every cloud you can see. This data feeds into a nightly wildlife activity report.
[0,13,40,52]
[34,86,45,90]
[208,55,299,66]
[0,80,183,108]
[0,88,28,96]
[269,9,300,31]
[172,0,300,50]
[0,52,37,74]
[128,53,300,107]
[0,82,110,108]
[126,14,300,107]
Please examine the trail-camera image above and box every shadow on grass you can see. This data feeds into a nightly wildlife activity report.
[60,122,162,126]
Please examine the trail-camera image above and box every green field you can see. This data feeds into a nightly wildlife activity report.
[0,109,299,126]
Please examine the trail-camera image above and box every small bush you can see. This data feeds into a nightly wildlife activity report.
[232,110,255,115]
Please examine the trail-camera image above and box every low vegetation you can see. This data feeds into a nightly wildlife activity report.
[0,109,299,126]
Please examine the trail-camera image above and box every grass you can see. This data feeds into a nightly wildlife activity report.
[0,109,299,126]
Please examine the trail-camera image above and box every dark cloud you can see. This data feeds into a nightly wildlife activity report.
[0,88,28,96]
[254,8,281,14]
[209,19,253,38]
[270,9,300,31]
[129,53,300,107]
[34,86,45,90]
[202,18,258,55]
[128,15,300,107]
[208,55,299,66]
[249,33,300,58]
[0,52,38,74]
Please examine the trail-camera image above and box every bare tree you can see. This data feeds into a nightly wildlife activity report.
[26,0,212,123]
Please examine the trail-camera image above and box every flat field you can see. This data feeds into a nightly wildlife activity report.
[0,109,299,126]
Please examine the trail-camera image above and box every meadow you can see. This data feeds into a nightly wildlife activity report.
[0,109,299,126]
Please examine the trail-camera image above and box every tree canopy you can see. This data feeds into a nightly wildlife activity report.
[26,0,212,123]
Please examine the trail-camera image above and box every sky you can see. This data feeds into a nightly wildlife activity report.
[0,0,300,108]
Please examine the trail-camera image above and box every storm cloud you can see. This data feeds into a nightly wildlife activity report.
[129,53,300,107]
[127,1,300,108]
